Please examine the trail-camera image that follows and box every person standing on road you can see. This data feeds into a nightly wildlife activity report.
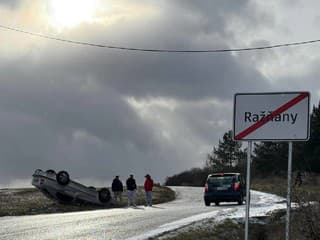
[111,176,123,203]
[126,174,137,207]
[144,174,154,206]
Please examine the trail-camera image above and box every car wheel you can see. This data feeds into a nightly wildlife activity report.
[98,188,111,203]
[214,201,220,206]
[34,169,43,174]
[46,169,56,175]
[205,200,211,206]
[56,171,70,185]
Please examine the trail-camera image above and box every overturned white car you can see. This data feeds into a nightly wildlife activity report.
[32,169,111,205]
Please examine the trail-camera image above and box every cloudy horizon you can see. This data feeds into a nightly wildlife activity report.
[0,0,320,188]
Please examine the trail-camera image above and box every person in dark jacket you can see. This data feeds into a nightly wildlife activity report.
[144,174,154,206]
[126,174,137,207]
[112,176,123,202]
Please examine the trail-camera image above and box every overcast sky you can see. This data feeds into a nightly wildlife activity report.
[0,0,320,187]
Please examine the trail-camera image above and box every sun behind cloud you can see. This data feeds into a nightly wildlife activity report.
[48,0,101,29]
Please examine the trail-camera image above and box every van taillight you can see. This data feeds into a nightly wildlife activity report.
[233,183,240,191]
[205,184,208,192]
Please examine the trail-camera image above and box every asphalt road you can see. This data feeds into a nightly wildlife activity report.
[0,186,285,240]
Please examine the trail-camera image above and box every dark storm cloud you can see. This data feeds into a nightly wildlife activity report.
[95,53,270,100]
[168,0,272,34]
[0,0,278,186]
[0,0,21,9]
[40,0,272,101]
[0,57,161,184]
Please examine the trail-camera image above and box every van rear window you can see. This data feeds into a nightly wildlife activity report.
[207,176,236,186]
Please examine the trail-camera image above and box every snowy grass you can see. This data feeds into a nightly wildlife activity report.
[0,185,175,217]
[251,173,320,201]
[149,174,320,240]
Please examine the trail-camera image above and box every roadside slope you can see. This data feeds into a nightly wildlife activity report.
[0,185,175,216]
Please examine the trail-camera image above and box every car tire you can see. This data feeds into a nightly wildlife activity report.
[214,201,220,206]
[205,200,211,206]
[46,169,56,175]
[98,188,111,203]
[56,171,70,185]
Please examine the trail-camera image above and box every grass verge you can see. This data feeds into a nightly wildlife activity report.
[152,174,320,240]
[0,185,175,217]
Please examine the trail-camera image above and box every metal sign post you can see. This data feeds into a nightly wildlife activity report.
[244,141,252,240]
[233,92,310,240]
[286,142,293,240]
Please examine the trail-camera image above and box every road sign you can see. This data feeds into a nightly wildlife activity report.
[233,92,310,141]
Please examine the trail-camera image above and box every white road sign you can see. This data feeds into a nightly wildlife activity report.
[233,92,310,141]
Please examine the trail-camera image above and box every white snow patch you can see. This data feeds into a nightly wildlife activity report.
[126,190,287,240]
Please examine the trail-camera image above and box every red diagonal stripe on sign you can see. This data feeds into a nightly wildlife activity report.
[235,92,309,140]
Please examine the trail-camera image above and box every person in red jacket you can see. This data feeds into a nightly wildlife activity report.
[144,174,154,206]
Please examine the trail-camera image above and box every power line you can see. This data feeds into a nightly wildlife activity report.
[1,24,320,53]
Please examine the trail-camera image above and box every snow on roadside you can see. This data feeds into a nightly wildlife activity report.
[126,190,287,240]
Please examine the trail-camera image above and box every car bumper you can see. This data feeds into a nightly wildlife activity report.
[204,191,242,202]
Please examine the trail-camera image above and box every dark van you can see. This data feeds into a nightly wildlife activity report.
[204,172,245,206]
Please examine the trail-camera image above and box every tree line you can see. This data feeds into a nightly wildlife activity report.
[165,102,320,186]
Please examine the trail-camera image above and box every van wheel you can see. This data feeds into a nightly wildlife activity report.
[56,171,70,185]
[214,201,220,206]
[205,200,211,206]
[99,188,111,203]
